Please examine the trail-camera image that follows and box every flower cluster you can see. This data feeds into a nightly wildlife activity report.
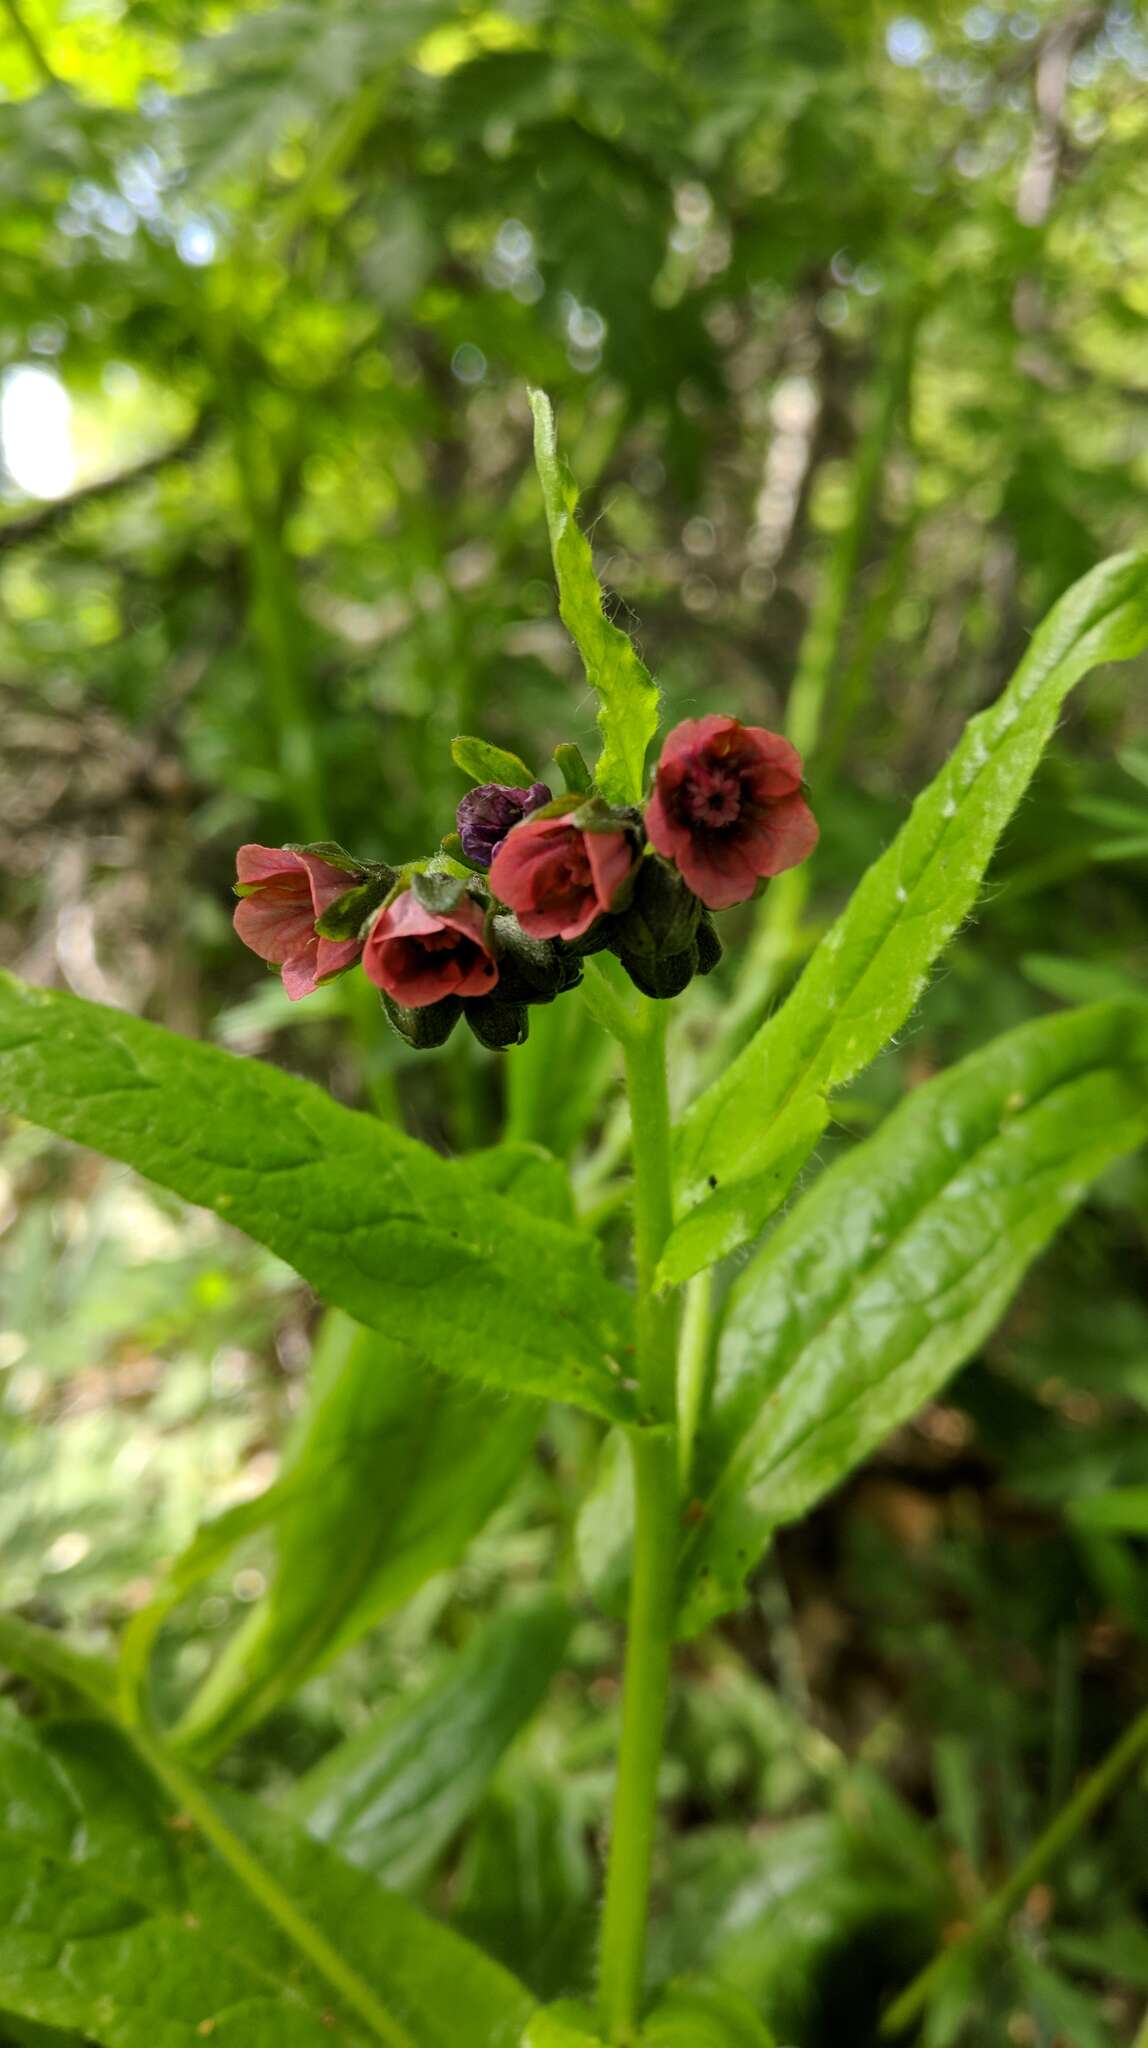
[232,717,817,1049]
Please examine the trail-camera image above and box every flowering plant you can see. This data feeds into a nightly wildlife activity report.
[1,396,1148,2048]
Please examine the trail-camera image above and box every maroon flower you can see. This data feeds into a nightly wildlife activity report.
[233,845,364,1001]
[363,888,498,1008]
[489,810,635,941]
[456,781,552,867]
[645,715,818,910]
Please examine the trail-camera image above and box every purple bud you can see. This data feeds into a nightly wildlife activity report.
[456,781,552,867]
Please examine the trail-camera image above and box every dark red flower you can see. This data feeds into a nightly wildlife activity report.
[645,715,818,910]
[456,781,552,866]
[489,811,635,941]
[233,845,364,1001]
[363,888,498,1007]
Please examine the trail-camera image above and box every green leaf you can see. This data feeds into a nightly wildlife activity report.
[459,1141,577,1225]
[678,1001,1148,1633]
[452,735,537,787]
[454,1769,596,2002]
[529,390,660,807]
[641,1979,776,2046]
[0,975,636,1427]
[0,1611,116,1715]
[0,1706,534,2048]
[668,550,1148,1282]
[172,1313,538,1761]
[1069,1488,1148,1534]
[521,2005,603,2047]
[290,1595,570,1890]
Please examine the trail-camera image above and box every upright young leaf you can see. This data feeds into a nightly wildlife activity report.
[0,976,635,1426]
[291,1595,570,1890]
[0,1707,535,2048]
[174,1313,538,1761]
[667,551,1148,1283]
[678,1002,1148,1634]
[529,389,660,807]
[451,735,537,787]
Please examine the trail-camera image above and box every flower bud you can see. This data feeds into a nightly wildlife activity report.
[456,781,552,867]
[465,997,530,1049]
[381,991,463,1049]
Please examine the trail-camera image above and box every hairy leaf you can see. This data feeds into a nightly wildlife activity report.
[667,551,1148,1282]
[529,389,660,808]
[173,1313,538,1761]
[0,976,635,1426]
[291,1595,570,1889]
[678,1002,1148,1633]
[0,1707,534,2048]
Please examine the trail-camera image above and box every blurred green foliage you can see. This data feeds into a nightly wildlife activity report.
[3,0,1148,2042]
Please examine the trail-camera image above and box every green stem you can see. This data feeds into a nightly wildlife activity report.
[1134,2002,1148,2048]
[598,998,680,2042]
[128,1718,415,2048]
[882,1701,1148,2038]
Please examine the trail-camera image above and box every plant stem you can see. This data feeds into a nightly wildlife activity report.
[599,997,680,2042]
[128,1718,415,2048]
[882,1701,1148,2038]
[1134,2001,1148,2048]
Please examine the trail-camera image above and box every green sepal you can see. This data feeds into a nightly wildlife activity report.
[491,914,582,1003]
[440,831,488,875]
[381,991,463,1048]
[282,839,365,874]
[695,911,723,977]
[616,943,698,1001]
[465,998,530,1049]
[452,734,536,787]
[313,870,395,941]
[410,869,471,917]
[553,742,593,794]
[612,854,701,963]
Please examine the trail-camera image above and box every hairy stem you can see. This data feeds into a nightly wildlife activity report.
[882,1701,1148,2037]
[598,997,680,2041]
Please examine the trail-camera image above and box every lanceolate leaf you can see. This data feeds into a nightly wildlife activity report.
[173,1314,538,1761]
[667,551,1148,1283]
[290,1595,570,1890]
[678,1002,1148,1634]
[451,734,537,788]
[0,975,635,1426]
[0,1707,534,2048]
[529,389,661,807]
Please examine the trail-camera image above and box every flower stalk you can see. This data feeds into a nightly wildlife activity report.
[598,996,681,2043]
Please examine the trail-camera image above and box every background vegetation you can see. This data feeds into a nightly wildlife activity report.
[2,0,1148,2042]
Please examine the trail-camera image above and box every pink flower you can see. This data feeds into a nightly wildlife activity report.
[489,811,636,941]
[233,845,364,1001]
[362,888,498,1008]
[645,715,818,910]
